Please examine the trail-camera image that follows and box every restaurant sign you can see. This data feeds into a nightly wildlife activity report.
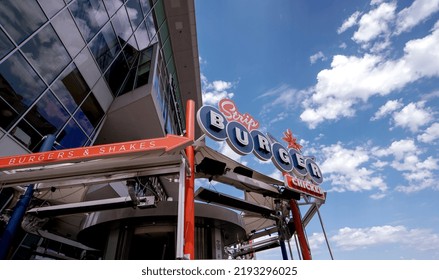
[197,99,325,201]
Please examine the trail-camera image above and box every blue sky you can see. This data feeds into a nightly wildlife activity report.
[195,0,439,260]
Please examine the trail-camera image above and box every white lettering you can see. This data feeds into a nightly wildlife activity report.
[210,111,225,131]
[234,127,249,146]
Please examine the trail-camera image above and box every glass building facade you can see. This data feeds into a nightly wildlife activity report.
[0,0,207,260]
[0,0,186,153]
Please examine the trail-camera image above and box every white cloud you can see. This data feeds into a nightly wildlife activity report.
[373,139,439,193]
[396,0,439,34]
[330,225,439,252]
[310,51,327,64]
[352,2,396,44]
[258,84,309,118]
[371,99,403,120]
[392,101,433,132]
[418,122,439,143]
[338,11,361,34]
[320,143,387,193]
[300,20,439,128]
[201,74,235,105]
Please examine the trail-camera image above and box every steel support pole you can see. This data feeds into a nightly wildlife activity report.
[176,156,186,259]
[0,134,56,259]
[290,199,312,260]
[183,99,195,260]
[279,239,289,260]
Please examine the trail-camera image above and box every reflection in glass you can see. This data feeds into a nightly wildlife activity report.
[11,119,43,151]
[0,52,46,112]
[135,22,151,50]
[38,0,65,18]
[136,47,152,87]
[0,1,47,44]
[140,0,151,16]
[111,5,136,49]
[104,52,129,96]
[22,24,71,84]
[51,64,90,113]
[90,23,121,72]
[52,9,85,58]
[0,97,19,131]
[0,29,14,60]
[74,93,104,135]
[146,13,158,45]
[126,0,144,30]
[57,118,88,148]
[69,0,108,42]
[23,91,70,137]
[103,0,124,17]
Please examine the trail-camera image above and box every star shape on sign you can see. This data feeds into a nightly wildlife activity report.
[282,129,303,151]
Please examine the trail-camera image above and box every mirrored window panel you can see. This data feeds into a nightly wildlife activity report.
[0,28,14,60]
[104,52,129,96]
[90,23,121,72]
[0,1,47,44]
[0,52,46,113]
[135,21,151,51]
[69,0,109,42]
[57,118,88,148]
[21,24,71,84]
[0,96,19,131]
[23,91,70,138]
[74,93,104,135]
[111,4,136,49]
[136,47,152,87]
[103,0,124,18]
[38,0,65,18]
[52,9,85,58]
[11,120,43,151]
[126,0,144,30]
[51,64,90,113]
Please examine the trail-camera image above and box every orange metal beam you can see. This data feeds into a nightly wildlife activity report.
[290,199,312,260]
[184,99,195,259]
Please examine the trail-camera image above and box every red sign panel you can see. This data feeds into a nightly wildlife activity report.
[284,174,326,201]
[0,134,192,170]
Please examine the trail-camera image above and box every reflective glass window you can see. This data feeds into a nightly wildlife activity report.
[104,52,129,96]
[140,0,151,16]
[111,5,136,48]
[135,21,151,50]
[23,91,70,139]
[51,64,90,113]
[103,0,124,17]
[74,94,104,135]
[0,52,46,112]
[69,0,109,42]
[57,118,88,148]
[146,13,158,44]
[38,0,65,18]
[11,120,42,151]
[119,67,136,95]
[0,97,19,131]
[52,9,85,58]
[90,23,121,72]
[0,29,14,60]
[0,1,47,44]
[21,24,71,84]
[126,0,144,30]
[136,47,152,87]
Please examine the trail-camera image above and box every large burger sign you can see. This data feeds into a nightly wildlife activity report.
[197,99,325,201]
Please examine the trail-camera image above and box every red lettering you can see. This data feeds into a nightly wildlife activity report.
[219,99,259,131]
